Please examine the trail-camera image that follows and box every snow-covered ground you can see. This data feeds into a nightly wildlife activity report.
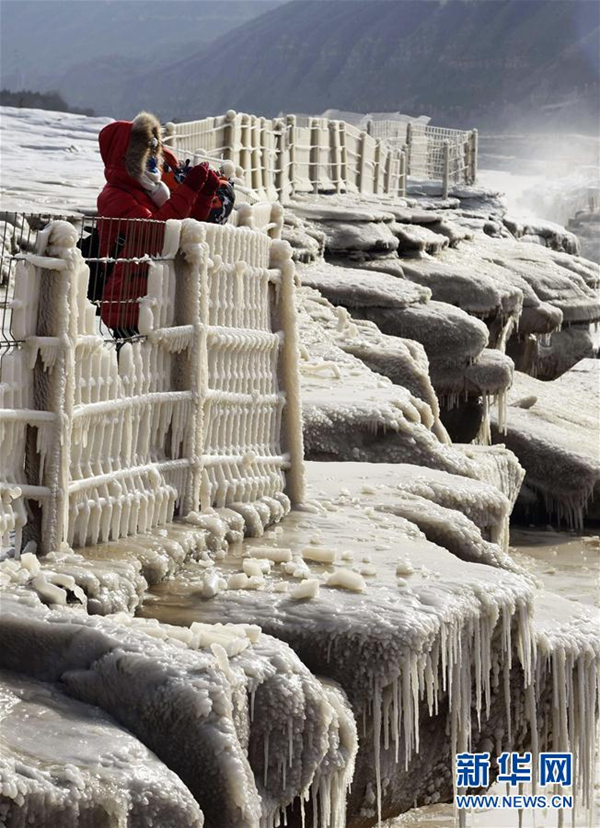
[0,107,110,214]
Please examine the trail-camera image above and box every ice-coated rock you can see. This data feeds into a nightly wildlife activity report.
[390,222,450,255]
[0,584,355,828]
[0,670,204,827]
[298,287,471,472]
[492,360,600,527]
[297,285,523,505]
[282,210,324,264]
[299,261,429,309]
[399,253,522,319]
[288,198,396,225]
[524,325,596,379]
[318,220,399,255]
[300,289,448,442]
[355,301,489,391]
[473,236,600,327]
[134,461,536,824]
[141,459,597,825]
[504,214,581,255]
[0,590,261,827]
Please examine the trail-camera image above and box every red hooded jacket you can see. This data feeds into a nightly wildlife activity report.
[96,116,213,330]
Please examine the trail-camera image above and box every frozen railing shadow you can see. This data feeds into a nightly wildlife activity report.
[0,210,303,556]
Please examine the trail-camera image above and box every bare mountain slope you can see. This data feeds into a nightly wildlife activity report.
[144,0,600,130]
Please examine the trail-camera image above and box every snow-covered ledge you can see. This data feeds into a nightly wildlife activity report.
[0,216,304,556]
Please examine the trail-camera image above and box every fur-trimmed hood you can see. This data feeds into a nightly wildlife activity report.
[99,112,163,185]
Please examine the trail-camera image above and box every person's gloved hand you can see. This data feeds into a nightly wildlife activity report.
[183,163,209,192]
[202,168,221,195]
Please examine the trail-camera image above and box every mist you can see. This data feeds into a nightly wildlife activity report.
[478,127,600,261]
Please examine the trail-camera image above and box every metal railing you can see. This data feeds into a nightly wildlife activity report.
[164,112,408,202]
[0,214,168,359]
[368,121,478,196]
[163,111,477,202]
[0,212,303,556]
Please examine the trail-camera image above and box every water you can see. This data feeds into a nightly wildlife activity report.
[508,529,599,608]
[387,529,600,828]
[477,166,600,264]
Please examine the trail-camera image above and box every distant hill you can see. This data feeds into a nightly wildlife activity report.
[0,89,95,116]
[143,0,600,131]
[0,0,284,118]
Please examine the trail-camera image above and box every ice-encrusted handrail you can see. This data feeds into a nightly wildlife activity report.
[163,110,408,202]
[0,213,304,554]
[162,110,478,202]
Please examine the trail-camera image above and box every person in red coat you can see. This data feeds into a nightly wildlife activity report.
[96,111,219,334]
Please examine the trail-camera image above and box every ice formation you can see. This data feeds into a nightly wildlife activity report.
[0,584,358,828]
[2,452,597,825]
[0,669,205,827]
[297,284,524,517]
[492,359,600,527]
[1,108,599,828]
[137,461,598,825]
[295,266,513,443]
[287,189,599,402]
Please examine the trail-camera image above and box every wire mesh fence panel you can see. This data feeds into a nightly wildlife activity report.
[1,211,301,555]
[369,120,409,146]
[407,124,472,185]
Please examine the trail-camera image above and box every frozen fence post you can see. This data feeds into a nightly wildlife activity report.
[177,220,210,514]
[470,128,478,184]
[224,109,238,164]
[339,120,353,194]
[386,147,395,196]
[251,115,263,196]
[358,131,369,193]
[269,240,305,505]
[329,120,344,194]
[34,221,82,553]
[374,139,382,195]
[273,118,289,201]
[163,122,176,148]
[238,113,252,192]
[309,117,333,194]
[442,139,450,200]
[399,148,407,197]
[406,122,413,176]
[286,114,297,197]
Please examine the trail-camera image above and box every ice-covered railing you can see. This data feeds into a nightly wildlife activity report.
[163,111,478,202]
[163,110,408,202]
[368,120,478,197]
[0,211,303,555]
